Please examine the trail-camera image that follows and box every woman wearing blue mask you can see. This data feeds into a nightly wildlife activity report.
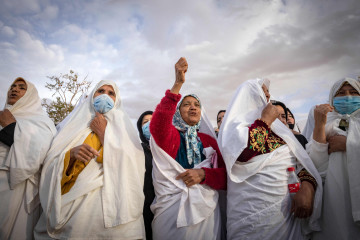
[35,80,146,239]
[136,110,154,240]
[308,77,360,239]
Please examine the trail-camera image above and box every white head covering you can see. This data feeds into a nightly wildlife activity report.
[55,92,89,132]
[218,78,323,231]
[1,78,56,211]
[323,77,360,223]
[303,77,360,141]
[39,80,145,231]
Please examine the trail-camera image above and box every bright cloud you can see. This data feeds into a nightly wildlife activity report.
[0,0,359,128]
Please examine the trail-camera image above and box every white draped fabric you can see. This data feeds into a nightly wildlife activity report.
[34,80,145,239]
[150,101,221,240]
[150,139,220,240]
[218,78,322,240]
[0,79,56,239]
[307,77,360,239]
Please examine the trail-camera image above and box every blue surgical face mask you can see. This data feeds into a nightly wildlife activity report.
[333,96,360,115]
[142,121,151,140]
[93,94,115,114]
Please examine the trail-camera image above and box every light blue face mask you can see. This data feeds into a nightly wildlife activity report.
[142,121,151,140]
[333,96,360,115]
[93,94,115,114]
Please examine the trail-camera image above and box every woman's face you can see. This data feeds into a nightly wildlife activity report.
[275,105,287,126]
[179,96,201,126]
[93,85,116,102]
[217,111,225,129]
[287,112,295,125]
[262,84,270,102]
[335,83,360,97]
[141,114,152,126]
[7,80,27,105]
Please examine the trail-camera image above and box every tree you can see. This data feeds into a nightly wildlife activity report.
[42,70,91,125]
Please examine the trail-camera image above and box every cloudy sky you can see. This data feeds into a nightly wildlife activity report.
[1,0,360,127]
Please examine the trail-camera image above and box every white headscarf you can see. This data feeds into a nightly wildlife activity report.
[0,78,56,211]
[324,77,360,222]
[39,80,145,230]
[218,78,323,231]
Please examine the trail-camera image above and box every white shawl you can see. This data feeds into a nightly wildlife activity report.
[38,80,145,236]
[308,77,360,223]
[0,79,56,211]
[0,79,56,239]
[218,79,323,235]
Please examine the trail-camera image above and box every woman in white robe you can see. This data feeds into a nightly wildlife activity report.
[0,78,56,239]
[34,80,145,239]
[307,77,360,239]
[218,78,323,240]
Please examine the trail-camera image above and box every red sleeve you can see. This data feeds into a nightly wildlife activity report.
[150,90,182,159]
[198,133,227,190]
[237,119,271,162]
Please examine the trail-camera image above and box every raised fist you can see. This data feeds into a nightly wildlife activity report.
[314,104,333,128]
[175,57,188,84]
[260,103,279,126]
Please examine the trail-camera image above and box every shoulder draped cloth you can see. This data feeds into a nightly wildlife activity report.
[0,79,56,239]
[38,80,145,235]
[218,78,323,237]
[307,77,360,223]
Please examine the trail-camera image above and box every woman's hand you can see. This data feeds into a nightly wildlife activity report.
[291,181,315,218]
[90,112,107,146]
[313,104,333,144]
[260,103,279,126]
[328,135,347,154]
[70,143,99,164]
[0,109,16,127]
[171,57,188,94]
[314,104,333,128]
[176,168,205,188]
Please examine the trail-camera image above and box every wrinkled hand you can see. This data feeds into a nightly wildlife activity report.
[175,57,188,85]
[176,169,205,188]
[314,104,333,128]
[260,103,279,126]
[291,181,315,218]
[70,143,99,164]
[90,112,107,145]
[0,109,16,127]
[328,135,347,154]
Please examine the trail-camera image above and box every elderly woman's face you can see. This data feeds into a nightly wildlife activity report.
[93,85,116,102]
[7,80,27,105]
[262,84,270,102]
[180,96,201,126]
[335,83,360,97]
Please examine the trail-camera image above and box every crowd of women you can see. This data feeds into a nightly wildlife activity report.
[0,57,359,240]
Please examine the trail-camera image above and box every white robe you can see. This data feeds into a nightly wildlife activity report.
[150,139,221,240]
[307,77,360,239]
[34,80,145,239]
[0,79,56,239]
[218,78,322,240]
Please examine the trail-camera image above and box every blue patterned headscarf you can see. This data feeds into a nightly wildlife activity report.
[172,94,202,166]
